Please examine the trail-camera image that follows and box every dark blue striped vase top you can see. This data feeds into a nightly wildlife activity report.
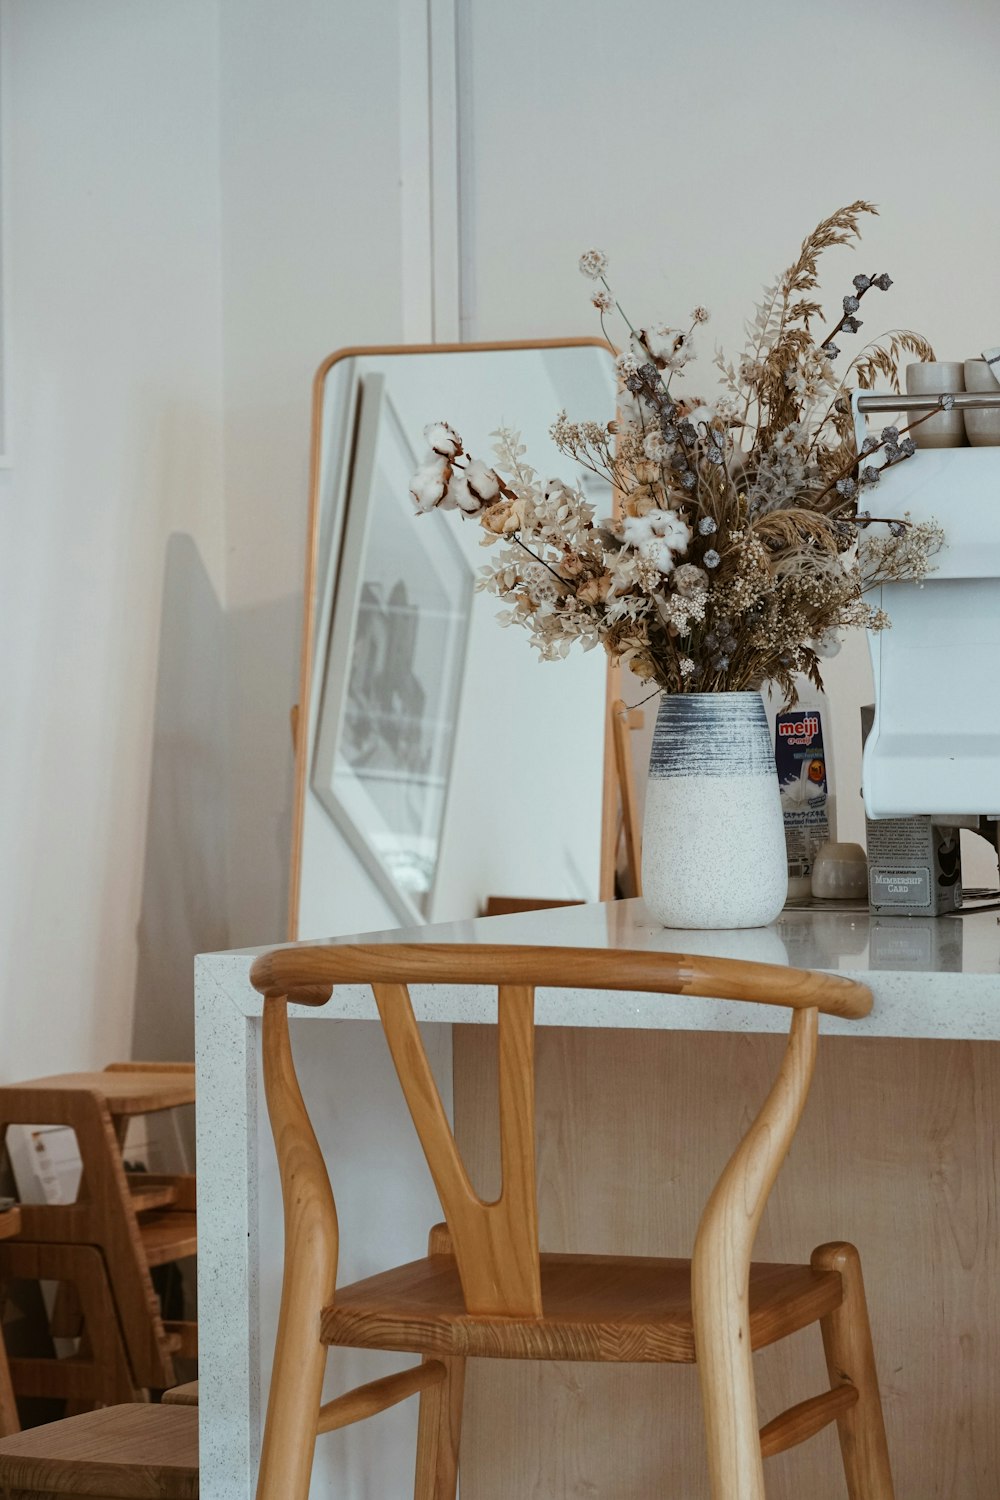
[648,691,774,780]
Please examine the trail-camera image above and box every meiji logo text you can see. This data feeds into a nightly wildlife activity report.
[778,714,819,745]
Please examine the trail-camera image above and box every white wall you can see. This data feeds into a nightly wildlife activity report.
[458,0,1000,881]
[0,2,225,1080]
[221,0,1000,953]
[219,0,407,947]
[5,0,1000,1079]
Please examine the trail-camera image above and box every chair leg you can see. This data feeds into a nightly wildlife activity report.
[811,1243,895,1500]
[255,1325,327,1500]
[0,1329,17,1438]
[414,1354,465,1500]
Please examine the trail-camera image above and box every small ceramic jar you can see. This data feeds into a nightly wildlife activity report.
[810,841,869,901]
[963,358,1000,446]
[905,361,966,448]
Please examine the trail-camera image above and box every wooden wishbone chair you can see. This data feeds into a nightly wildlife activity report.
[250,942,895,1500]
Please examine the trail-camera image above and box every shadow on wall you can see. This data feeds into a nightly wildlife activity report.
[223,590,300,949]
[131,534,229,1068]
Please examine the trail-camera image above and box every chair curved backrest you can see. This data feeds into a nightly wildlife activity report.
[252,942,870,1316]
[250,942,869,1015]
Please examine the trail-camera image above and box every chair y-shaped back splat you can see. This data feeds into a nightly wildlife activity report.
[373,981,541,1318]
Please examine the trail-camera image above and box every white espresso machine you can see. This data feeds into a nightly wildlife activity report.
[854,388,1000,873]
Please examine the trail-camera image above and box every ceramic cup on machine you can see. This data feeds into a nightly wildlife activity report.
[963,358,1000,446]
[905,361,966,448]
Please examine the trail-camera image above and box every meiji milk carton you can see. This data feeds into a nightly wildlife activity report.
[773,704,831,885]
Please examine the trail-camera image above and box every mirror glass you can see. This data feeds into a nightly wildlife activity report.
[292,343,617,939]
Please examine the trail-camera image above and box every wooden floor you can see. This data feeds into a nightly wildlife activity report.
[453,1026,1000,1500]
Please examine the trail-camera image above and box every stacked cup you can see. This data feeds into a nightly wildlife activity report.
[964,356,1000,445]
[905,361,966,447]
[905,357,1000,447]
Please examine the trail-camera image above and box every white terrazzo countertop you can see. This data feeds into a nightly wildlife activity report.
[197,896,1000,1042]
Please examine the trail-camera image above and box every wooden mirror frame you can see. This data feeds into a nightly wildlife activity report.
[287,339,621,940]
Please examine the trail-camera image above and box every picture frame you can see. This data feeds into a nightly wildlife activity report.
[310,373,473,922]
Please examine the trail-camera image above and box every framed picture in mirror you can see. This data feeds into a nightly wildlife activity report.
[311,374,474,922]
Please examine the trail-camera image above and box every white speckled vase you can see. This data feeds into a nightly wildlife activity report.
[642,691,787,929]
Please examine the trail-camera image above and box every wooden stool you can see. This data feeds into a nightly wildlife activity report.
[0,1403,197,1498]
[0,1067,196,1397]
[0,1243,135,1416]
[248,941,895,1500]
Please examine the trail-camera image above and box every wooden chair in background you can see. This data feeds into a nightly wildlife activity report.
[482,700,646,917]
[250,940,894,1500]
[0,1066,197,1408]
[611,697,644,898]
[0,1241,136,1419]
[480,896,582,917]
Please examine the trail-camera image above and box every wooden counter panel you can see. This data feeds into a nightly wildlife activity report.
[453,1026,1000,1499]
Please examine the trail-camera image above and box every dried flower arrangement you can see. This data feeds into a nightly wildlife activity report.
[409,203,945,702]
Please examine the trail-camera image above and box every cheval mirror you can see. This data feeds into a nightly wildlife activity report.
[288,340,620,940]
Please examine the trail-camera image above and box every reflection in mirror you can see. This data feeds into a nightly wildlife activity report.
[291,342,617,940]
[310,373,474,921]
